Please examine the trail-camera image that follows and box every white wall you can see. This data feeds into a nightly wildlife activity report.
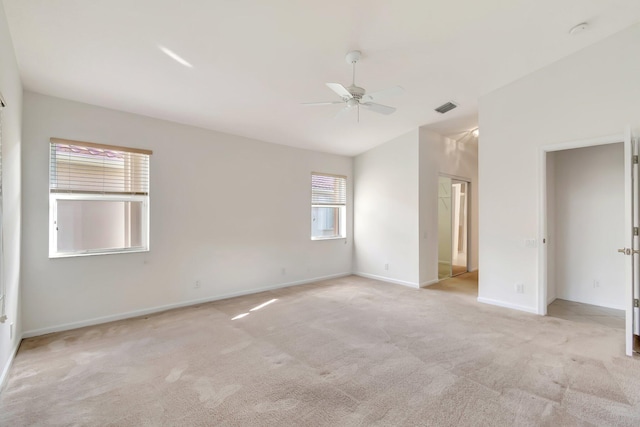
[353,127,478,288]
[479,23,640,313]
[353,130,420,287]
[419,129,478,285]
[22,92,353,335]
[553,143,625,309]
[0,1,22,388]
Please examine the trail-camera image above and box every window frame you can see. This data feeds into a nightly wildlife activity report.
[48,138,151,259]
[49,193,150,258]
[310,173,347,241]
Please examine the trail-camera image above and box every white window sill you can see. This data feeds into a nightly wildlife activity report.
[49,248,149,259]
[311,236,346,241]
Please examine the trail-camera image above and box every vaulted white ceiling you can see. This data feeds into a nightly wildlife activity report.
[4,0,640,155]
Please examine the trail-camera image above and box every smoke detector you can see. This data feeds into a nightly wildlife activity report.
[569,22,588,35]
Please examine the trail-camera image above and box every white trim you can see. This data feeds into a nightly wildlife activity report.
[420,278,439,288]
[0,336,21,394]
[477,297,539,314]
[538,146,547,315]
[468,267,479,273]
[540,134,624,152]
[438,172,472,183]
[353,272,420,289]
[310,236,346,241]
[22,272,351,338]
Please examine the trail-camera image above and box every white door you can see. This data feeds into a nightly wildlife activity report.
[632,129,640,355]
[622,126,638,356]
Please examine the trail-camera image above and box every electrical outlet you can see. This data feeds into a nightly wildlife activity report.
[515,283,525,294]
[524,239,537,248]
[194,280,201,289]
[593,280,600,288]
[384,263,389,271]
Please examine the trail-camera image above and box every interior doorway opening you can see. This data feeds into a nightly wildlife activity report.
[540,130,637,356]
[438,175,470,280]
[545,143,625,320]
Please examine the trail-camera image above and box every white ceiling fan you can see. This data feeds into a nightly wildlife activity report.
[304,50,403,122]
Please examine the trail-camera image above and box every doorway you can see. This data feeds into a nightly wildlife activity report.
[438,176,470,280]
[540,130,637,356]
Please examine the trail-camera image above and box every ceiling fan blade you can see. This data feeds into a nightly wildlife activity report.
[326,83,353,99]
[361,86,404,103]
[302,101,344,106]
[361,102,396,115]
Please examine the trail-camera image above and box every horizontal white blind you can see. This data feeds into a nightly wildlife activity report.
[312,173,346,205]
[50,139,151,195]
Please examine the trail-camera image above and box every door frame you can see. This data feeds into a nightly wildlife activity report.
[438,173,472,277]
[538,131,632,355]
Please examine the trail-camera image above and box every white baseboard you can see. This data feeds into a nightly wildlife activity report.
[554,295,625,311]
[22,272,351,338]
[420,279,439,288]
[353,272,419,289]
[468,267,478,273]
[0,336,22,394]
[477,296,539,314]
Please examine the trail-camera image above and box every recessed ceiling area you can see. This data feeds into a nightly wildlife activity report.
[4,0,640,156]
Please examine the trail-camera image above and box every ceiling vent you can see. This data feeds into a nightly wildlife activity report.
[434,101,457,114]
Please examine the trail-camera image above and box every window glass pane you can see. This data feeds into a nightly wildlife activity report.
[312,206,340,238]
[56,200,145,253]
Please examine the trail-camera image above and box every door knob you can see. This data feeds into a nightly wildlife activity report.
[618,248,632,255]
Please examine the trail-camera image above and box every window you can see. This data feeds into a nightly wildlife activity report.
[311,173,346,240]
[49,138,152,257]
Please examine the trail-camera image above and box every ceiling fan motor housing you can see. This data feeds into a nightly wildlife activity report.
[347,85,365,101]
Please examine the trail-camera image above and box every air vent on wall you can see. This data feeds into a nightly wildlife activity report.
[434,101,457,114]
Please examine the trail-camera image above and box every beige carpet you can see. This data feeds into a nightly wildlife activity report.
[548,299,626,330]
[2,273,640,426]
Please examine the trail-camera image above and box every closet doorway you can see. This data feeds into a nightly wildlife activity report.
[438,176,470,280]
